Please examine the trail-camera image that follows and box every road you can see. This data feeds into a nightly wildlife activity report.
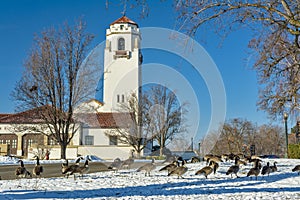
[0,161,146,180]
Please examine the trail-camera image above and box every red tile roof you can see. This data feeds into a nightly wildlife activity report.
[0,106,132,129]
[75,112,132,128]
[0,106,49,124]
[96,112,132,128]
[0,114,11,119]
[110,16,138,27]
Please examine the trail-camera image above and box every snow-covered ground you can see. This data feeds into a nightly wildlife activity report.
[0,157,300,199]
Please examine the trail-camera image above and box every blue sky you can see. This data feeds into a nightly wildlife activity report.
[0,0,278,141]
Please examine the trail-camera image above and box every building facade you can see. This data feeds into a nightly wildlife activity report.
[101,16,142,112]
[0,16,144,160]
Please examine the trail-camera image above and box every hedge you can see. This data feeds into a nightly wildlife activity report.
[288,144,300,159]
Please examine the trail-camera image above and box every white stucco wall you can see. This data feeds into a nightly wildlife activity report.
[78,146,133,160]
[82,127,109,145]
[101,22,142,112]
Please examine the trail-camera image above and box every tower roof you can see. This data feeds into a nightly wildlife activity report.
[110,16,138,27]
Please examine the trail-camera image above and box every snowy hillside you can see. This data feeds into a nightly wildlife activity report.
[0,158,300,199]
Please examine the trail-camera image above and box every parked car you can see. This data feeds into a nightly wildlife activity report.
[172,151,200,162]
[259,155,280,159]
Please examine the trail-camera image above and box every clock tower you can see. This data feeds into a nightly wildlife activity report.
[101,16,142,111]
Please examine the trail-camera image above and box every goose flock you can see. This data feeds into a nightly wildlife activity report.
[9,153,300,181]
[61,156,91,180]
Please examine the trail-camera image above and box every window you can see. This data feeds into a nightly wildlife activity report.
[0,139,3,144]
[120,25,124,30]
[85,135,94,145]
[117,95,120,103]
[49,139,57,146]
[6,140,10,145]
[122,95,125,103]
[118,38,125,50]
[28,139,33,147]
[109,136,118,145]
[12,139,17,148]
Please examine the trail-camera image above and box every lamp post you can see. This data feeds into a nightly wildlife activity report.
[283,112,289,158]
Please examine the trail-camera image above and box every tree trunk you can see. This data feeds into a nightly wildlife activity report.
[60,143,67,159]
[160,146,164,157]
[135,150,141,159]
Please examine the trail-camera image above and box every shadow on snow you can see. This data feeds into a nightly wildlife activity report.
[1,171,299,199]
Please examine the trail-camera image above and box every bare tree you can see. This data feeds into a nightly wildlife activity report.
[199,131,220,156]
[11,20,95,159]
[174,0,300,119]
[208,118,285,156]
[143,85,187,156]
[106,85,187,158]
[105,93,154,158]
[254,124,285,156]
[212,118,256,155]
[168,132,191,151]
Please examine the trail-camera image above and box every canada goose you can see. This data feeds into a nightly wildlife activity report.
[32,156,43,178]
[162,155,177,164]
[61,159,69,176]
[270,161,277,173]
[261,162,271,177]
[159,160,179,173]
[251,155,260,160]
[136,158,156,176]
[250,158,262,170]
[212,161,219,174]
[15,160,31,179]
[221,154,229,162]
[167,160,188,179]
[237,159,247,166]
[108,158,122,172]
[226,157,240,178]
[292,165,300,175]
[70,157,91,179]
[62,157,82,178]
[228,153,238,162]
[206,156,222,165]
[247,159,261,180]
[195,161,218,179]
[204,154,214,162]
[121,158,134,169]
[191,156,201,163]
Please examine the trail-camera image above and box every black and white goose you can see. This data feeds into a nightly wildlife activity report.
[15,160,31,179]
[226,157,240,178]
[62,157,82,179]
[247,159,261,180]
[168,160,188,179]
[121,157,134,169]
[292,165,300,175]
[70,157,91,179]
[195,161,218,179]
[32,156,43,178]
[261,162,271,177]
[61,159,69,176]
[136,158,156,176]
[250,158,262,170]
[206,156,222,165]
[270,161,277,173]
[108,158,122,172]
[159,160,179,174]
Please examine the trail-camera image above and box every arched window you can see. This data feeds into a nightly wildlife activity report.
[118,38,125,50]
